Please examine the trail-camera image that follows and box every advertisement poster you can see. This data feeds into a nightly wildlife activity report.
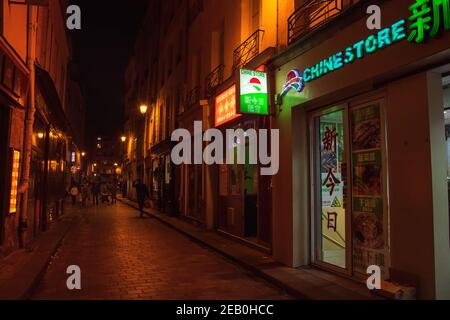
[351,104,388,277]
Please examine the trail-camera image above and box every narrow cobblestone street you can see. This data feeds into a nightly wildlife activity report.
[31,202,291,300]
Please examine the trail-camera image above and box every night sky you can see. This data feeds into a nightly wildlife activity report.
[69,0,149,144]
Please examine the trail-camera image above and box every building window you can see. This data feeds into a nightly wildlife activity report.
[251,0,261,32]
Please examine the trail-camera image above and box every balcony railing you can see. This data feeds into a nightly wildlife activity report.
[288,0,344,45]
[232,29,264,72]
[205,64,225,98]
[184,86,201,110]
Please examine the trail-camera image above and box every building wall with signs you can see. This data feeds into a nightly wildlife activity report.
[270,0,450,299]
[0,1,29,255]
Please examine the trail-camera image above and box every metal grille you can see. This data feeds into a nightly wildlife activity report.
[288,0,343,45]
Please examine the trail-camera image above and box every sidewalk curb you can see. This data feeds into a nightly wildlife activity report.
[118,198,309,299]
[0,211,81,300]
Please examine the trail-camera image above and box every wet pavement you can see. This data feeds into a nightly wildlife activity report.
[31,202,291,300]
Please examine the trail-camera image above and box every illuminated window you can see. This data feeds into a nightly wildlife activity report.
[9,150,21,214]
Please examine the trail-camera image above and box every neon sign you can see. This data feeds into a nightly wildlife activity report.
[302,20,407,84]
[408,0,450,43]
[281,0,450,96]
[281,69,305,96]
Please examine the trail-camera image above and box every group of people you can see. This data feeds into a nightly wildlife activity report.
[69,178,118,208]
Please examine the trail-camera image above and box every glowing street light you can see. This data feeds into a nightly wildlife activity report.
[139,104,148,115]
[81,152,86,157]
[37,132,44,139]
[121,136,126,142]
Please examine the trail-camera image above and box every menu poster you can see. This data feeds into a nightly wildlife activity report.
[351,104,388,277]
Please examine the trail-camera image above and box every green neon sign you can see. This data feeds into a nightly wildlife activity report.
[281,0,450,95]
[302,20,407,84]
[239,69,269,115]
[408,0,450,43]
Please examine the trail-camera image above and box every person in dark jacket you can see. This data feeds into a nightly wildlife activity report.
[91,179,101,207]
[133,179,149,218]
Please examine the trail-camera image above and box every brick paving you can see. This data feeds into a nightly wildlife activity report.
[31,202,291,300]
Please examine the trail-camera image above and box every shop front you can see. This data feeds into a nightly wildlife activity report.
[35,67,69,227]
[212,70,272,250]
[0,39,29,254]
[270,0,450,299]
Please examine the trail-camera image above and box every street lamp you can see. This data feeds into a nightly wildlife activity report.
[121,136,126,143]
[139,104,148,115]
[81,152,86,157]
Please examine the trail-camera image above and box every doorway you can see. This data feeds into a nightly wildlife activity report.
[309,98,389,278]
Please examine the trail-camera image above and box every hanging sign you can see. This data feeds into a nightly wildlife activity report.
[239,69,269,115]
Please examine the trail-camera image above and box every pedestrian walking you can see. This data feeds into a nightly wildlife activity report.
[133,179,149,218]
[110,181,118,205]
[92,179,100,207]
[81,180,90,208]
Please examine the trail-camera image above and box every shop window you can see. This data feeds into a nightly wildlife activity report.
[9,149,21,214]
[310,101,389,278]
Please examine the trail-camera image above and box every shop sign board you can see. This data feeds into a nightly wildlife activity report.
[214,85,241,127]
[239,69,269,115]
[279,0,450,96]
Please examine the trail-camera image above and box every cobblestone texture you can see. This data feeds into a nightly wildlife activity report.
[31,202,291,300]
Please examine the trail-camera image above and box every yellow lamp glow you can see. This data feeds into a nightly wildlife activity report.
[121,136,126,142]
[139,104,148,114]
[37,132,44,139]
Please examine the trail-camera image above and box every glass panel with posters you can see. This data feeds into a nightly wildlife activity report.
[310,100,389,278]
[312,108,348,270]
[350,102,389,279]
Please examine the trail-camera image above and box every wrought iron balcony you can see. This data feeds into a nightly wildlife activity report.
[184,86,201,110]
[232,29,264,72]
[205,64,225,98]
[288,0,346,45]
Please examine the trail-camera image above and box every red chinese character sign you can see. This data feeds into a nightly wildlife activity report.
[317,111,346,269]
[214,85,241,127]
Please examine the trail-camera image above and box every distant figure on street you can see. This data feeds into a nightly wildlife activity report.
[80,180,90,208]
[91,180,101,207]
[109,181,118,205]
[133,179,149,218]
[69,181,80,206]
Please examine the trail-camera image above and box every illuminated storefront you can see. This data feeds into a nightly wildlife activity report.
[270,0,450,298]
[211,71,272,249]
[0,37,30,253]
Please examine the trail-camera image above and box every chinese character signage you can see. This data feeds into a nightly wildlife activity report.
[278,0,450,96]
[351,104,388,278]
[239,69,269,115]
[9,150,21,214]
[408,0,450,43]
[215,85,241,127]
